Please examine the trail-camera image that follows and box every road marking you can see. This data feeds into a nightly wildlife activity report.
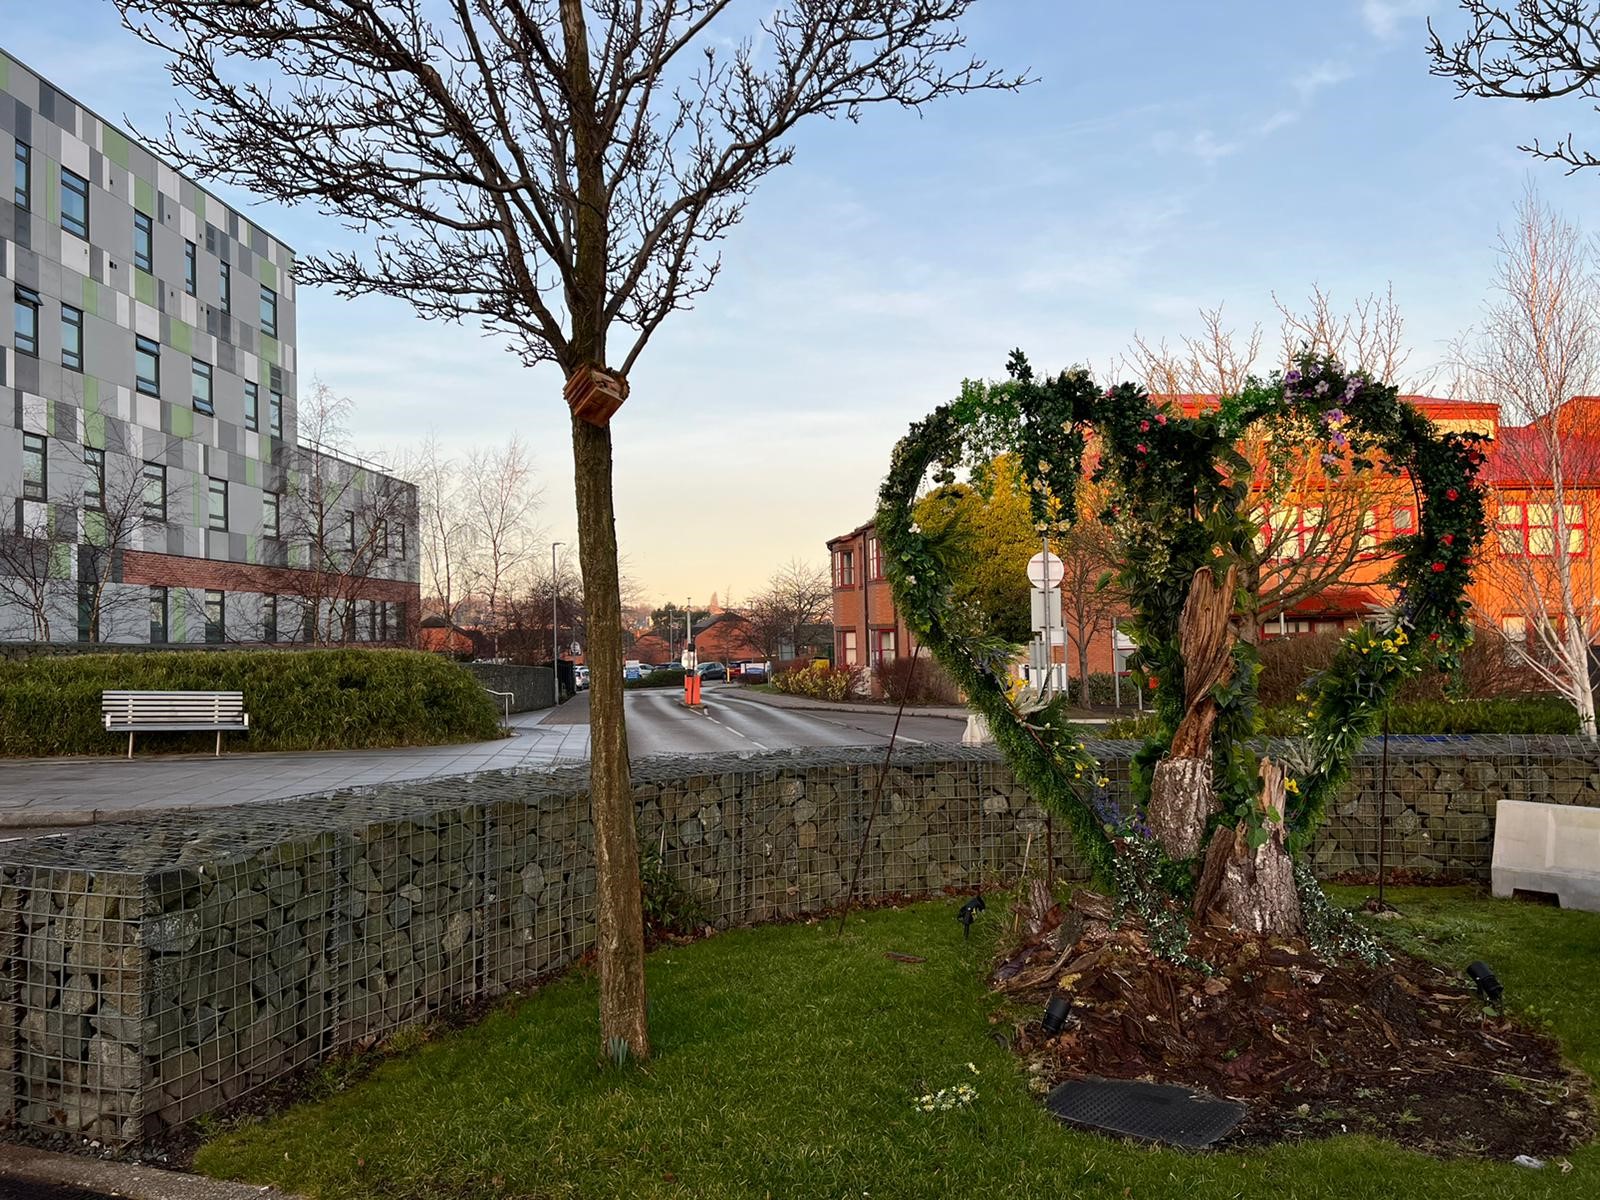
[703,712,769,751]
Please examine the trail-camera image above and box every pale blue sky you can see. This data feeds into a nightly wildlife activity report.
[4,2,1588,604]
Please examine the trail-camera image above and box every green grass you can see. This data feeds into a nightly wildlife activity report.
[0,649,503,756]
[193,886,1600,1199]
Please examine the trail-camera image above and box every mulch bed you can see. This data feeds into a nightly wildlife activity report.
[997,887,1594,1159]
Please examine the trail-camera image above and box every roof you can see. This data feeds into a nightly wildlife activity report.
[1282,587,1382,618]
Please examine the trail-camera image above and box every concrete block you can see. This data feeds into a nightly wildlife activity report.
[1492,798,1600,912]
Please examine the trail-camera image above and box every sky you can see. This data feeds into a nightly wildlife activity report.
[3,1,1591,608]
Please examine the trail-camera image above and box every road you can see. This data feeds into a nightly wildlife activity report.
[557,685,969,757]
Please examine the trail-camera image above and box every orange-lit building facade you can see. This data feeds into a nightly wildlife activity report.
[827,394,1600,676]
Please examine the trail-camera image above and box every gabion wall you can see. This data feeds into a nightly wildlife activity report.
[2,735,1598,1145]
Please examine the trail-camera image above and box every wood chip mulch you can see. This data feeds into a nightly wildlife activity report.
[995,886,1594,1159]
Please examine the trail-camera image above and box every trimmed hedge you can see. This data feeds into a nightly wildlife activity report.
[626,669,687,689]
[0,649,504,757]
[1103,696,1581,740]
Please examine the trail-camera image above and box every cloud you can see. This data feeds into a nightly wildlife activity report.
[1360,1,1431,43]
[1293,59,1355,101]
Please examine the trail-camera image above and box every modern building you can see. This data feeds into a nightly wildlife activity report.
[1,49,419,646]
[827,394,1600,683]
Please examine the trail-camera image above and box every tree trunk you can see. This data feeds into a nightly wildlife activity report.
[571,411,651,1061]
[1193,757,1303,935]
[1148,566,1237,861]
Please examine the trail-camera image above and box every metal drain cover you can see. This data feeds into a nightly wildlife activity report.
[1045,1077,1247,1149]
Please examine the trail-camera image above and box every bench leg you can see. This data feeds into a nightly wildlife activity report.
[128,731,134,760]
[216,730,222,757]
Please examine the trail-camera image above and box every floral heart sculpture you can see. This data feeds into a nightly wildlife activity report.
[875,352,1488,934]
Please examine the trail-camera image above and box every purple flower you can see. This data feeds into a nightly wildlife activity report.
[1332,431,1348,448]
[1345,378,1363,396]
[1321,452,1340,467]
[1315,380,1330,395]
[1285,370,1302,385]
[1326,408,1346,424]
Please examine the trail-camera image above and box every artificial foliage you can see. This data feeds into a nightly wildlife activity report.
[877,352,1488,889]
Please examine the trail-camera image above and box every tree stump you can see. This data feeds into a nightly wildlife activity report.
[1193,757,1303,936]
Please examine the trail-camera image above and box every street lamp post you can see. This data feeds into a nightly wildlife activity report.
[685,596,694,671]
[551,541,562,708]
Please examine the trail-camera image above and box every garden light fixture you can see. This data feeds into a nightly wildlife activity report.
[1466,961,1503,1005]
[957,894,985,939]
[1041,994,1072,1036]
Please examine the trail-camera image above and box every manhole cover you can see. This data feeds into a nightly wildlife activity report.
[1045,1077,1247,1149]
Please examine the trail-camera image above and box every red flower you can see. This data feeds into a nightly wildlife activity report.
[1446,488,1459,501]
[1443,534,1455,545]
[1429,632,1440,642]
[1157,414,1168,425]
[1148,676,1159,690]
[1139,420,1150,432]
[1136,443,1148,454]
[1431,562,1446,573]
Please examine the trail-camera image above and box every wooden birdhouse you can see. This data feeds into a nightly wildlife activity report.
[565,363,629,427]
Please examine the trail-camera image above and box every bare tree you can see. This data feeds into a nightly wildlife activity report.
[411,435,474,630]
[1452,185,1600,736]
[463,438,542,656]
[0,500,57,641]
[273,382,418,644]
[1428,1,1600,172]
[115,0,1023,1059]
[1054,478,1124,696]
[747,559,832,659]
[1123,289,1417,629]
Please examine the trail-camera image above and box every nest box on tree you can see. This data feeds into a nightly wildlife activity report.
[566,364,629,426]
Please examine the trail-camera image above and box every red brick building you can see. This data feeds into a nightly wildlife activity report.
[825,521,918,675]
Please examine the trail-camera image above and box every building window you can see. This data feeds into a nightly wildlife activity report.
[838,629,858,668]
[208,477,229,532]
[269,390,283,437]
[22,433,47,501]
[184,241,197,296]
[204,590,226,643]
[60,304,84,371]
[262,491,280,538]
[867,536,883,579]
[13,141,29,210]
[219,261,231,313]
[259,285,278,337]
[60,168,89,239]
[1267,506,1323,559]
[345,513,356,551]
[1392,507,1415,536]
[873,628,897,667]
[149,587,168,643]
[262,594,278,644]
[1498,501,1587,556]
[13,287,40,356]
[192,359,214,415]
[142,462,167,520]
[78,581,95,643]
[244,380,259,431]
[376,518,389,557]
[135,335,161,396]
[834,548,855,587]
[1358,509,1378,555]
[83,446,105,510]
[134,211,154,273]
[397,521,406,559]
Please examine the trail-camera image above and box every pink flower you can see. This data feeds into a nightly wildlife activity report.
[1136,443,1148,454]
[1156,414,1168,425]
[1139,420,1150,432]
[1431,562,1446,573]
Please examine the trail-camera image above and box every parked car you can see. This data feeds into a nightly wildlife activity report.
[649,661,684,675]
[731,661,769,682]
[575,666,590,690]
[696,661,728,681]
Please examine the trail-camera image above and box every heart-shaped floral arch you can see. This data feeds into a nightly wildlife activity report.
[877,353,1488,927]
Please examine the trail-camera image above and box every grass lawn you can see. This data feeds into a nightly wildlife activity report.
[195,886,1600,1199]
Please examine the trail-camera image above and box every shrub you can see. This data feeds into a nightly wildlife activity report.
[1102,696,1580,740]
[0,649,503,757]
[1064,672,1122,708]
[771,661,861,702]
[625,668,686,690]
[873,655,962,705]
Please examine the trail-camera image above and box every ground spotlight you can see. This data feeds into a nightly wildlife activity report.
[1466,961,1503,1005]
[957,894,985,939]
[1041,993,1072,1036]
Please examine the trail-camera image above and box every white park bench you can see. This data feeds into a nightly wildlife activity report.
[1491,798,1600,913]
[101,690,251,759]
